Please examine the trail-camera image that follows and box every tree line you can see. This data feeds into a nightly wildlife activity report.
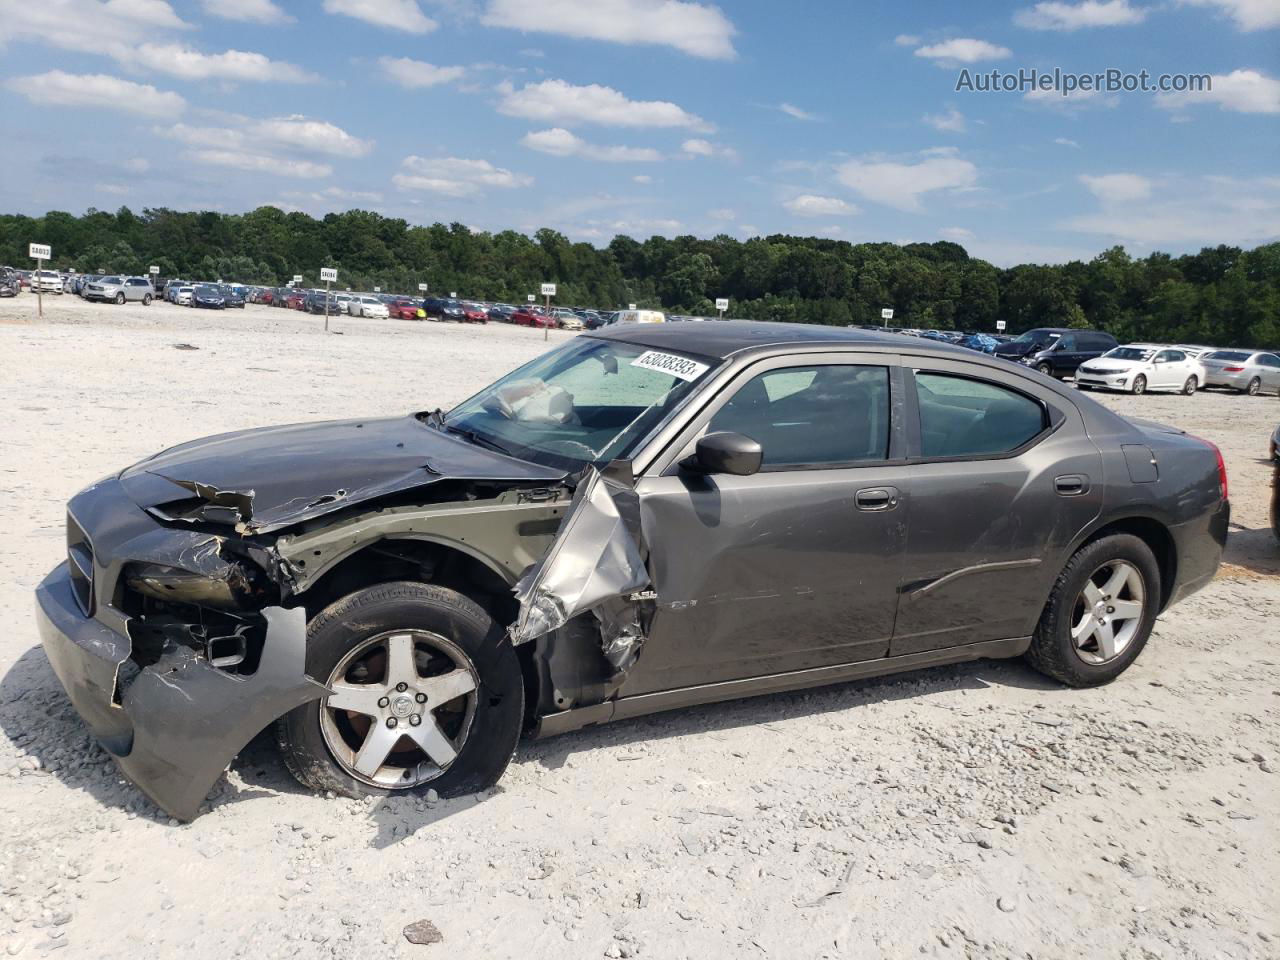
[2,206,1277,347]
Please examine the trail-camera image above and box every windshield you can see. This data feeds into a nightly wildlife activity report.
[1012,329,1061,347]
[195,284,220,295]
[1104,347,1155,361]
[100,276,121,284]
[443,337,719,471]
[1204,350,1251,362]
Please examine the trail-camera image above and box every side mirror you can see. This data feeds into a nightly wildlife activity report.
[681,431,763,477]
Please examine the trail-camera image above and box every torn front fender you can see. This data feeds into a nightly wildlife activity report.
[508,465,651,649]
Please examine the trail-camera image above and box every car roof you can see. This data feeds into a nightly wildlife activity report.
[587,320,966,361]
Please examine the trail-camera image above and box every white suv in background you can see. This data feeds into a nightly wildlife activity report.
[1075,344,1202,395]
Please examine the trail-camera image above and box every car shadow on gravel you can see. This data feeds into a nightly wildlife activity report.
[0,644,314,821]
[1220,526,1280,578]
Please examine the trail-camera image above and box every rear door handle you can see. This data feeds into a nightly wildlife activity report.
[1054,474,1089,496]
[855,486,899,511]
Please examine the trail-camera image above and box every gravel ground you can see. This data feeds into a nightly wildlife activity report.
[0,294,1276,959]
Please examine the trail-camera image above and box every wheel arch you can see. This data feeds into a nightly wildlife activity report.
[1070,514,1177,612]
[290,535,544,730]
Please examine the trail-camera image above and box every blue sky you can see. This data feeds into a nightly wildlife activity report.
[1,0,1276,264]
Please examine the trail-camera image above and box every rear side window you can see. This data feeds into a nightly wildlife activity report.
[707,365,890,469]
[915,373,1046,459]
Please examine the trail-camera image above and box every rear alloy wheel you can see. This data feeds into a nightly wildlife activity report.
[1247,377,1261,396]
[1130,374,1147,395]
[114,292,125,305]
[1025,533,1160,686]
[142,294,152,306]
[277,581,524,801]
[1182,375,1197,395]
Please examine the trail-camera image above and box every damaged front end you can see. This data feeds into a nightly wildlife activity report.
[35,478,329,821]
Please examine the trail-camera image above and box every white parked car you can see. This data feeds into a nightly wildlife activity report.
[1199,350,1280,396]
[349,295,389,319]
[84,276,155,305]
[175,285,194,306]
[1075,344,1202,395]
[31,270,64,294]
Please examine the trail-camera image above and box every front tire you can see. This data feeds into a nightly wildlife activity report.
[1131,374,1147,395]
[114,292,125,305]
[1025,533,1160,687]
[277,582,524,801]
[1036,362,1053,376]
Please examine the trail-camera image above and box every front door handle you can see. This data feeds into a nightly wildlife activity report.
[855,486,899,511]
[1054,474,1090,496]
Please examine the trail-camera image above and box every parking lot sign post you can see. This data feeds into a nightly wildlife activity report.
[996,320,1007,332]
[541,283,556,341]
[29,243,51,318]
[881,307,894,328]
[418,283,428,293]
[319,267,338,331]
[715,297,729,319]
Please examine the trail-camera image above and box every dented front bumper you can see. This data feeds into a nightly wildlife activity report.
[36,563,324,820]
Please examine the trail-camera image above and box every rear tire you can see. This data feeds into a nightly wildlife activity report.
[1182,375,1197,395]
[1247,377,1261,396]
[1131,375,1147,395]
[1025,533,1161,687]
[277,582,524,801]
[142,294,152,306]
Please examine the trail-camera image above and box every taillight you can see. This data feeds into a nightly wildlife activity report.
[1222,365,1245,372]
[1189,435,1228,501]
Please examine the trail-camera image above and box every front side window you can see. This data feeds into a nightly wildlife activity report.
[445,338,718,470]
[705,365,890,469]
[915,373,1046,459]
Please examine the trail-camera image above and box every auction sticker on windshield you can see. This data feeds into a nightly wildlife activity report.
[630,351,710,382]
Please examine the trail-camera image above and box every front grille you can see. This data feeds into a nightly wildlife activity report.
[66,512,95,616]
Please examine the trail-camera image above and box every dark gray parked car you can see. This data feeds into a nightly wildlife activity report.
[35,324,1229,819]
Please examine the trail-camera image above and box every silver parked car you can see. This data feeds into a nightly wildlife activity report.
[1199,350,1280,396]
[84,276,155,305]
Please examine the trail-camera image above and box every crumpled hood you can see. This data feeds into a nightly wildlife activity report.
[118,414,567,534]
[993,341,1036,359]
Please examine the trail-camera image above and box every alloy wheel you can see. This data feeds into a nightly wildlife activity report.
[1247,378,1261,396]
[320,630,478,789]
[1070,560,1146,665]
[1131,375,1146,395]
[1182,375,1197,395]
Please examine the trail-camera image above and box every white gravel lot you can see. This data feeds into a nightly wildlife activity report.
[0,295,1276,960]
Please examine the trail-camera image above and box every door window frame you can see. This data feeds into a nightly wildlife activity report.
[643,351,908,477]
[902,359,1067,465]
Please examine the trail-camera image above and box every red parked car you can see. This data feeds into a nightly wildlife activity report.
[512,305,554,328]
[285,291,307,310]
[390,298,425,321]
[461,301,489,324]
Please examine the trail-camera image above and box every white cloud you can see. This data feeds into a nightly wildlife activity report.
[1024,85,1114,108]
[1156,69,1280,114]
[481,0,737,59]
[923,107,966,132]
[939,227,976,242]
[1079,173,1153,202]
[189,150,332,178]
[158,116,372,163]
[498,79,711,130]
[6,70,184,115]
[0,0,190,57]
[1014,0,1147,30]
[784,194,859,217]
[633,174,653,183]
[201,0,291,23]
[520,128,663,162]
[894,33,921,45]
[1054,136,1081,147]
[1180,0,1280,30]
[322,0,437,33]
[379,56,465,88]
[778,102,819,121]
[393,155,533,197]
[96,183,130,196]
[134,44,316,83]
[708,208,735,220]
[681,138,736,159]
[914,38,1012,63]
[835,153,978,211]
[1064,174,1280,248]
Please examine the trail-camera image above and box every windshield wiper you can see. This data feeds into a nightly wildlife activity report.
[443,424,514,457]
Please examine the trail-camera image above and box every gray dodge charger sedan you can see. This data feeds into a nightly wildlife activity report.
[35,323,1229,819]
